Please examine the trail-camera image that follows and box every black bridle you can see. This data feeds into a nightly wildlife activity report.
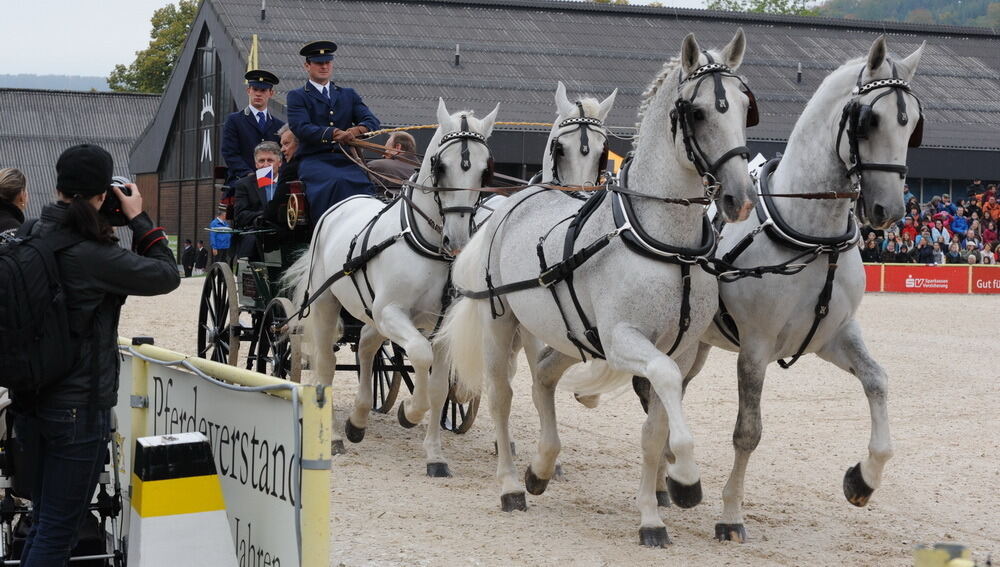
[669,53,758,182]
[549,101,609,186]
[428,115,494,218]
[836,62,924,184]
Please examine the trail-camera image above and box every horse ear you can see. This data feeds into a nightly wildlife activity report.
[866,35,887,73]
[597,88,618,122]
[480,103,500,137]
[437,98,450,128]
[720,28,746,71]
[896,41,926,82]
[555,81,575,117]
[680,33,701,75]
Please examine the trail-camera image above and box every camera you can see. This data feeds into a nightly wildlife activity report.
[101,176,132,226]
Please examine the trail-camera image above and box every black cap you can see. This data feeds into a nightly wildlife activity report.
[56,144,113,198]
[300,40,337,63]
[245,69,279,89]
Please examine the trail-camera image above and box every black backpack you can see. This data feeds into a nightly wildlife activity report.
[0,220,84,392]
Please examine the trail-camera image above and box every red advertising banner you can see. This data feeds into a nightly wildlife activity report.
[863,264,882,292]
[971,266,1000,294]
[883,264,968,294]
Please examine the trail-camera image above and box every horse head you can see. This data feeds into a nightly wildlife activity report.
[837,36,925,229]
[672,30,757,222]
[420,98,499,255]
[543,81,618,186]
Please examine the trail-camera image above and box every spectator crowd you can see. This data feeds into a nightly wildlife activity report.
[860,180,1000,266]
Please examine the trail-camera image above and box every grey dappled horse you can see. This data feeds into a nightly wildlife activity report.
[442,31,757,547]
[284,99,498,476]
[691,37,926,542]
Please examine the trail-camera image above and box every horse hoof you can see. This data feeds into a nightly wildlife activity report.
[632,376,651,414]
[667,477,702,509]
[426,462,452,478]
[656,490,671,507]
[397,403,418,429]
[331,440,347,456]
[524,466,549,496]
[638,526,670,547]
[843,463,875,507]
[552,463,566,482]
[714,523,747,543]
[574,393,600,408]
[344,419,366,443]
[500,492,527,512]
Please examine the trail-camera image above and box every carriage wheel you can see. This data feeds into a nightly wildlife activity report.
[197,262,239,365]
[363,343,404,414]
[255,298,302,381]
[440,383,479,434]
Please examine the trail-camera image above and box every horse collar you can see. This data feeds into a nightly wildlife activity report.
[399,187,453,262]
[756,158,860,252]
[611,190,717,263]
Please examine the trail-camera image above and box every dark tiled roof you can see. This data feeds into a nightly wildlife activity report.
[0,89,160,219]
[204,0,999,150]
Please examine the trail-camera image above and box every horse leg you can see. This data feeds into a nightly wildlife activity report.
[345,324,384,444]
[655,343,708,506]
[304,293,345,454]
[605,327,700,547]
[377,306,434,428]
[523,338,576,496]
[423,340,452,477]
[717,345,769,543]
[483,318,524,512]
[816,319,892,507]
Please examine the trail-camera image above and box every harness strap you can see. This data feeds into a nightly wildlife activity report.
[776,250,840,369]
[713,294,741,347]
[664,263,693,357]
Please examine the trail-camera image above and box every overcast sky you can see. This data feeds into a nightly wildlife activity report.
[2,0,708,77]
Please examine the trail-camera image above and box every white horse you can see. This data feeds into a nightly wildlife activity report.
[475,80,618,225]
[684,37,925,542]
[441,30,757,547]
[285,99,499,477]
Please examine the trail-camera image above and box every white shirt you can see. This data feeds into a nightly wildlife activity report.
[309,80,332,95]
[247,106,269,121]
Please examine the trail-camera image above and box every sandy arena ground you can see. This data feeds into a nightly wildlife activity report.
[121,278,999,566]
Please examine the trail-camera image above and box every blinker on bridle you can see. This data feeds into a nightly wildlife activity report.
[837,61,924,188]
[428,114,494,218]
[549,101,609,185]
[669,52,759,187]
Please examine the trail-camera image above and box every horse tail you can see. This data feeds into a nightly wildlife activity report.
[281,226,322,323]
[558,360,633,397]
[439,223,492,398]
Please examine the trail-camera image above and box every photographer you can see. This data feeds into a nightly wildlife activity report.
[12,144,179,566]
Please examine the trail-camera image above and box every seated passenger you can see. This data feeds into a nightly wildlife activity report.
[367,132,418,197]
[260,125,302,228]
[233,141,282,257]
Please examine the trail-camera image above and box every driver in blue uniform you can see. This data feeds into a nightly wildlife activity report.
[286,40,381,226]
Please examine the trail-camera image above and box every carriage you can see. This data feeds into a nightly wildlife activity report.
[196,177,479,434]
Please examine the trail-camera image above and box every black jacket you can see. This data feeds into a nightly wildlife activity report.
[18,202,180,409]
[233,173,265,229]
[0,200,24,233]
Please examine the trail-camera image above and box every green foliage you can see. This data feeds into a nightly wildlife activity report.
[816,0,1000,28]
[706,0,818,15]
[108,0,199,93]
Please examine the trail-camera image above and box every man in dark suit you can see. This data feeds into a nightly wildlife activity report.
[367,131,418,197]
[194,240,209,275]
[286,40,380,225]
[233,142,282,258]
[221,70,284,185]
[180,239,195,277]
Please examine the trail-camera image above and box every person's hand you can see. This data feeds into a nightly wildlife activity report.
[112,183,142,220]
[332,128,354,143]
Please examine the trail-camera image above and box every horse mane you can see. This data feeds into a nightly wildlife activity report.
[636,55,682,132]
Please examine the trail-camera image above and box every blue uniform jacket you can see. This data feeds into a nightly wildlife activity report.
[209,217,231,250]
[286,83,379,159]
[221,108,284,184]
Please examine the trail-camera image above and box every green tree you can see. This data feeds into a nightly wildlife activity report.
[904,8,935,24]
[707,0,818,15]
[108,0,199,93]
